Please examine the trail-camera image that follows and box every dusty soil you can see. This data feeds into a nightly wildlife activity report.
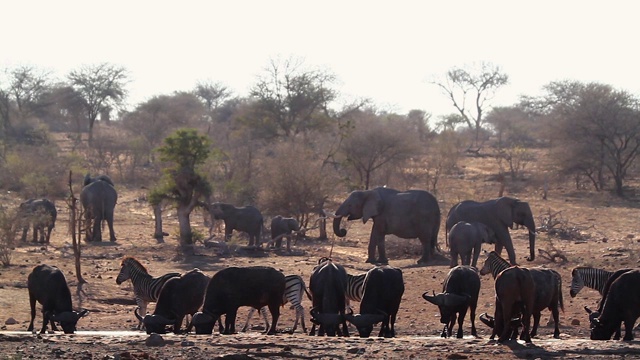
[1,180,640,359]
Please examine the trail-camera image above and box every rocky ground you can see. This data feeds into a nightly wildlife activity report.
[1,186,640,359]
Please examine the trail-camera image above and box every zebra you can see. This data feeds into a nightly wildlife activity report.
[569,266,615,298]
[241,274,312,333]
[479,251,511,279]
[115,256,180,329]
[345,272,367,312]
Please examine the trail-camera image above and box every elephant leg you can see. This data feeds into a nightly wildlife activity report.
[21,227,28,242]
[376,235,388,264]
[472,242,482,268]
[366,233,378,263]
[93,215,103,242]
[106,214,116,242]
[31,226,38,243]
[450,250,458,268]
[503,237,517,266]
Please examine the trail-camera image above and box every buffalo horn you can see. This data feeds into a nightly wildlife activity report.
[312,313,343,326]
[51,311,77,323]
[479,312,495,328]
[344,313,385,327]
[191,312,214,325]
[584,306,593,314]
[143,314,174,326]
[442,293,470,307]
[422,291,444,306]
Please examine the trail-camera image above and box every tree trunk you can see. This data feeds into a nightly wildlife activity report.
[153,202,164,243]
[176,205,193,245]
[318,209,328,240]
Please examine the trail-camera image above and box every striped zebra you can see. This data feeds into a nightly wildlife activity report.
[569,266,614,298]
[345,272,367,312]
[479,251,511,279]
[242,274,312,333]
[115,257,180,329]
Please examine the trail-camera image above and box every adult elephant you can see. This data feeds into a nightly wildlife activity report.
[80,174,117,242]
[208,202,264,246]
[333,187,440,265]
[446,197,535,265]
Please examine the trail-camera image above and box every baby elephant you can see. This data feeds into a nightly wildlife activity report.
[448,221,494,268]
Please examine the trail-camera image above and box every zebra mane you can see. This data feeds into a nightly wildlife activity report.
[121,256,148,273]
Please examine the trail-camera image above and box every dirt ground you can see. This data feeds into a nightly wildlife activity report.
[1,182,640,359]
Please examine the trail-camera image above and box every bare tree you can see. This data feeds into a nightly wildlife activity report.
[67,63,128,144]
[249,56,337,140]
[432,62,508,146]
[340,109,421,189]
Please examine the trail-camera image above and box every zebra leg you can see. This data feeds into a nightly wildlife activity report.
[136,300,147,330]
[260,306,271,331]
[242,308,256,332]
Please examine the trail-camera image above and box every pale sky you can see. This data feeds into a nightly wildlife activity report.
[3,1,640,119]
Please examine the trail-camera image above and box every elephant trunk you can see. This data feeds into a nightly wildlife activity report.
[333,216,347,238]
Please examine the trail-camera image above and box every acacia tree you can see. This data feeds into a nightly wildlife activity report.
[540,81,640,196]
[248,57,336,140]
[432,62,508,146]
[67,63,128,144]
[149,129,212,250]
[193,80,230,122]
[340,110,421,189]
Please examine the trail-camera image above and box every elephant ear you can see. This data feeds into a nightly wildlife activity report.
[362,190,383,224]
[496,197,518,229]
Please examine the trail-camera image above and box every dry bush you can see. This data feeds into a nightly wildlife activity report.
[259,142,338,229]
[1,144,69,197]
[0,208,19,266]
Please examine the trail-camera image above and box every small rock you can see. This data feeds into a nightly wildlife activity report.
[145,333,165,347]
[447,354,468,360]
[5,317,18,325]
[181,340,194,347]
[571,319,581,326]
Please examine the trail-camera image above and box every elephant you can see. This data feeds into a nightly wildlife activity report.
[208,202,264,246]
[18,198,57,243]
[270,215,300,251]
[333,187,440,265]
[446,197,536,265]
[448,221,495,268]
[80,174,117,242]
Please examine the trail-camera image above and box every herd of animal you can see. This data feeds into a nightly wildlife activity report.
[16,177,640,342]
[26,252,640,343]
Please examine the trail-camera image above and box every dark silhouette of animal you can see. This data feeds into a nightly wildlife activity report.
[479,252,534,343]
[309,258,349,336]
[345,265,404,338]
[18,198,57,243]
[242,274,312,334]
[481,252,564,338]
[423,265,481,338]
[478,312,522,340]
[590,269,640,340]
[207,202,264,246]
[192,266,285,335]
[584,268,635,340]
[115,257,180,329]
[570,266,615,297]
[80,173,117,242]
[446,197,536,265]
[135,268,209,334]
[27,264,88,334]
[333,187,440,264]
